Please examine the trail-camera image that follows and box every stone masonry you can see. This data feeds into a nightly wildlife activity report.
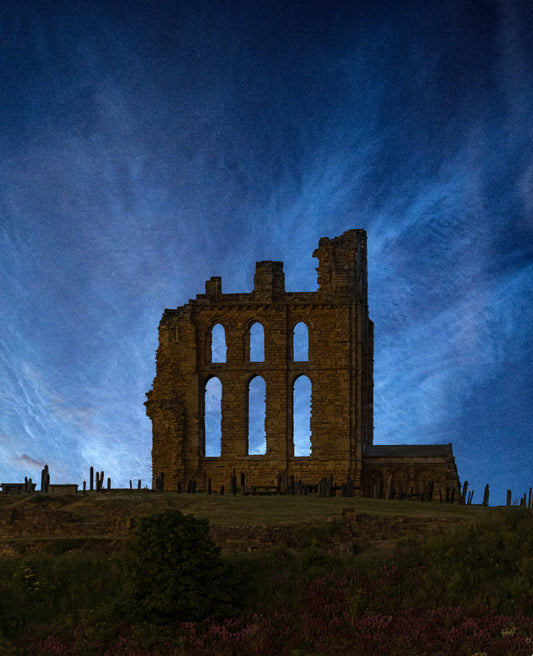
[146,229,460,499]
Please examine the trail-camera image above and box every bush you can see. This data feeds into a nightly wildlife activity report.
[125,509,232,623]
[0,631,15,655]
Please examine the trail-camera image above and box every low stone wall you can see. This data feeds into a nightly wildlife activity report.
[48,484,79,495]
[0,500,132,540]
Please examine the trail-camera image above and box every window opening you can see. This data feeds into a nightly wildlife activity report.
[367,470,384,498]
[249,322,264,362]
[293,375,311,456]
[204,377,222,456]
[211,324,226,363]
[248,376,266,455]
[391,470,409,499]
[293,322,308,361]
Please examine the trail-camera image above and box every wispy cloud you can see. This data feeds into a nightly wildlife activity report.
[0,1,531,503]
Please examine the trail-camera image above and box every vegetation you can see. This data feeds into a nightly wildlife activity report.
[0,505,531,654]
[0,490,489,526]
[124,509,233,623]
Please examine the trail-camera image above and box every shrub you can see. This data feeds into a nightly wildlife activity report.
[125,509,232,623]
[0,631,15,655]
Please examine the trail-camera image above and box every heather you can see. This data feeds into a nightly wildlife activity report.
[1,508,532,655]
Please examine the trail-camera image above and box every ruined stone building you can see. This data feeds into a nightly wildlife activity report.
[146,229,460,500]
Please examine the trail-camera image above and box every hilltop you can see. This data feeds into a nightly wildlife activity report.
[0,491,488,556]
[0,493,531,654]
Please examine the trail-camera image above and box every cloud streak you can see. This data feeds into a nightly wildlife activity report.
[0,1,531,503]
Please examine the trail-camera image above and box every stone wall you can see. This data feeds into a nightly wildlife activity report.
[361,445,461,501]
[0,499,132,539]
[146,230,374,492]
[146,229,460,497]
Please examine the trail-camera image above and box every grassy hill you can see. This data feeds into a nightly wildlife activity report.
[0,494,531,655]
[0,489,490,525]
[0,491,488,555]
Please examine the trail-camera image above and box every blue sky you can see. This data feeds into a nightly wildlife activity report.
[1,0,532,504]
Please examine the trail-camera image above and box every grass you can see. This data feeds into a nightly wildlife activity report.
[0,490,490,529]
[148,493,489,525]
[0,501,531,655]
[0,492,491,564]
[0,507,531,655]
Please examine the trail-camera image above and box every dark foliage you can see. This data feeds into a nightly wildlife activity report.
[125,509,232,623]
[0,507,532,654]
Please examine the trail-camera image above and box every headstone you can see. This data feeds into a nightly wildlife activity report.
[482,484,489,507]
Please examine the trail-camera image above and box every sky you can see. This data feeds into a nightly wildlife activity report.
[1,0,532,505]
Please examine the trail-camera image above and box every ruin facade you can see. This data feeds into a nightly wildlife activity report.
[146,229,460,499]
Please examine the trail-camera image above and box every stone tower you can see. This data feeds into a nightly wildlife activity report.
[146,229,373,492]
[146,228,460,500]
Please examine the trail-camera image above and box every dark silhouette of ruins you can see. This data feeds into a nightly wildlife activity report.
[146,230,460,500]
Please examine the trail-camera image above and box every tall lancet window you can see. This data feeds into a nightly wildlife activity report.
[293,322,308,361]
[248,376,266,455]
[293,375,311,456]
[204,377,222,457]
[249,322,265,362]
[210,324,226,363]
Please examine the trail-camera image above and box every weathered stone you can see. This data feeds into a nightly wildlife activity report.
[146,230,460,498]
[47,484,78,495]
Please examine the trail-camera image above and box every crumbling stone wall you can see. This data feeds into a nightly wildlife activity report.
[361,444,461,502]
[146,229,461,498]
[146,230,374,492]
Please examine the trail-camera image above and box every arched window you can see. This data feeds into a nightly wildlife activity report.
[248,376,266,455]
[204,377,222,456]
[210,324,226,363]
[417,470,434,496]
[366,470,384,498]
[391,470,409,499]
[249,322,265,362]
[293,375,311,456]
[293,322,308,361]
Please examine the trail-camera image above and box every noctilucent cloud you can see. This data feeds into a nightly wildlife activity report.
[1,1,532,505]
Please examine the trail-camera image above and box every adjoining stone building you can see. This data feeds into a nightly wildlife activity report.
[146,229,461,499]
